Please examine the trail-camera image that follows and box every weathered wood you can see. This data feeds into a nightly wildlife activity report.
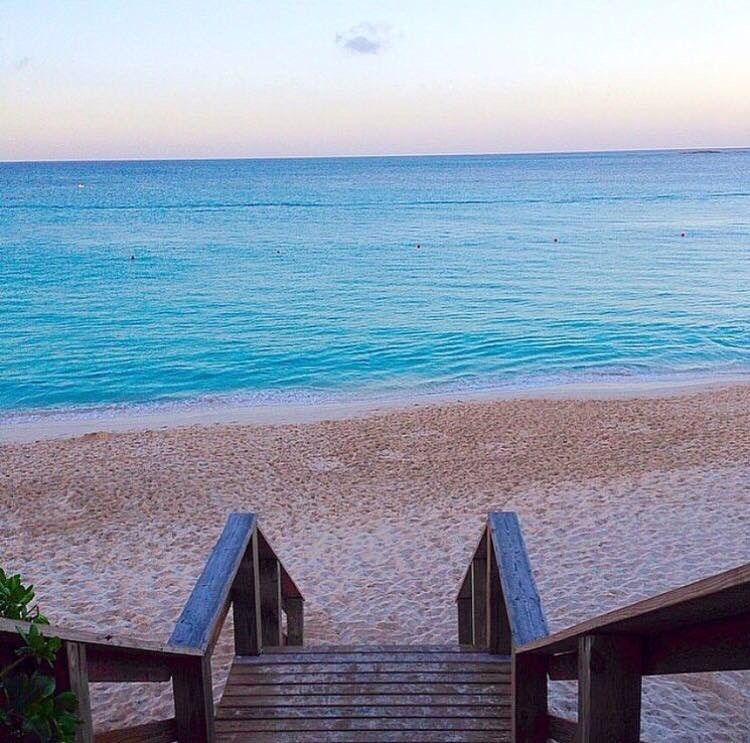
[0,617,200,659]
[215,732,507,742]
[222,681,510,696]
[577,634,642,743]
[511,650,547,743]
[214,717,511,731]
[255,644,490,654]
[471,533,487,647]
[220,693,510,706]
[230,661,509,674]
[284,596,304,646]
[172,655,215,743]
[457,573,473,645]
[643,612,750,675]
[487,535,511,655]
[217,703,509,717]
[546,714,577,743]
[259,556,283,647]
[518,563,750,657]
[94,718,177,743]
[169,513,256,653]
[231,529,262,655]
[86,646,174,682]
[64,642,94,743]
[488,512,548,647]
[232,651,510,664]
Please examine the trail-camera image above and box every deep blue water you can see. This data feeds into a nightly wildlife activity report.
[2,150,750,418]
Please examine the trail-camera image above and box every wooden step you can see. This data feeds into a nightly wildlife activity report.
[216,645,511,742]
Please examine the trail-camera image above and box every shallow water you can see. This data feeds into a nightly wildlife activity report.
[2,149,750,416]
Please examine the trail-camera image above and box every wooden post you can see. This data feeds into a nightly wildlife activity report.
[577,634,642,743]
[486,532,511,654]
[232,529,262,655]
[56,642,93,743]
[172,655,215,743]
[471,533,488,646]
[285,597,304,646]
[259,556,283,646]
[512,651,548,743]
[457,573,473,645]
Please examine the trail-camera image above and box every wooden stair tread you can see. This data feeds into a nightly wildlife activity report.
[216,645,511,742]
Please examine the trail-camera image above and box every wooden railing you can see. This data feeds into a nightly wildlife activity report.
[0,512,303,743]
[457,512,750,742]
[456,512,548,653]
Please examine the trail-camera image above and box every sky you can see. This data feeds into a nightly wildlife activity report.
[1,1,749,161]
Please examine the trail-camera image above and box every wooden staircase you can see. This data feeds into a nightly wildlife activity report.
[2,512,747,742]
[215,645,511,742]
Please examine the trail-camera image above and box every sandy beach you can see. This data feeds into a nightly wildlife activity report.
[1,383,748,740]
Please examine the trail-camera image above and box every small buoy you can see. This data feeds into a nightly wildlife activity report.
[553,237,559,243]
[129,255,135,261]
[680,232,686,237]
[416,243,421,249]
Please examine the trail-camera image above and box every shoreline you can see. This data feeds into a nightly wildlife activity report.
[2,373,750,444]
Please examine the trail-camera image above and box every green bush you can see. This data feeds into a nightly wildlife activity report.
[0,569,80,742]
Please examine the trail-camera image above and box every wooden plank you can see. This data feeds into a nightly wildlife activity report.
[511,650,547,743]
[487,535,511,655]
[457,597,473,645]
[64,642,94,743]
[231,529,262,656]
[577,634,642,743]
[259,556,282,646]
[643,612,750,675]
[488,512,549,648]
[215,731,509,742]
[219,694,510,707]
[86,646,173,682]
[230,661,509,674]
[224,673,510,696]
[471,543,487,647]
[216,705,509,719]
[546,715,577,743]
[256,644,489,654]
[519,563,750,656]
[169,512,256,652]
[284,596,304,646]
[94,719,177,743]
[550,613,750,680]
[233,651,508,664]
[0,617,200,658]
[172,655,214,743]
[214,717,512,731]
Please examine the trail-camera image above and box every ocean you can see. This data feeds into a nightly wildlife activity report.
[2,149,749,420]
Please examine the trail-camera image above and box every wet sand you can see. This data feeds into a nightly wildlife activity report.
[1,384,749,740]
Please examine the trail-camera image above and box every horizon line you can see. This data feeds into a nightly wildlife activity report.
[1,144,747,166]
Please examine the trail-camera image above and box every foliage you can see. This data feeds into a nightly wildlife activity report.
[0,570,80,742]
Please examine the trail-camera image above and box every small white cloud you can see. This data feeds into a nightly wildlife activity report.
[335,22,392,55]
[13,56,31,70]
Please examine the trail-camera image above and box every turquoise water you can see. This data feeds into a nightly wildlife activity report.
[2,150,750,418]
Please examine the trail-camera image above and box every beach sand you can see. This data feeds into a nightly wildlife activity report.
[1,384,749,740]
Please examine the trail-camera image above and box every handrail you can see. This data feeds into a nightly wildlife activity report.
[0,512,304,743]
[169,512,257,653]
[456,511,548,653]
[458,514,750,742]
[517,562,750,658]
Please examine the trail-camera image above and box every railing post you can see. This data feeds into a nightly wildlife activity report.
[577,634,642,743]
[232,528,263,655]
[172,655,215,742]
[486,530,511,654]
[55,641,93,743]
[284,597,304,645]
[512,651,548,743]
[471,530,488,646]
[258,549,283,646]
[457,575,473,645]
